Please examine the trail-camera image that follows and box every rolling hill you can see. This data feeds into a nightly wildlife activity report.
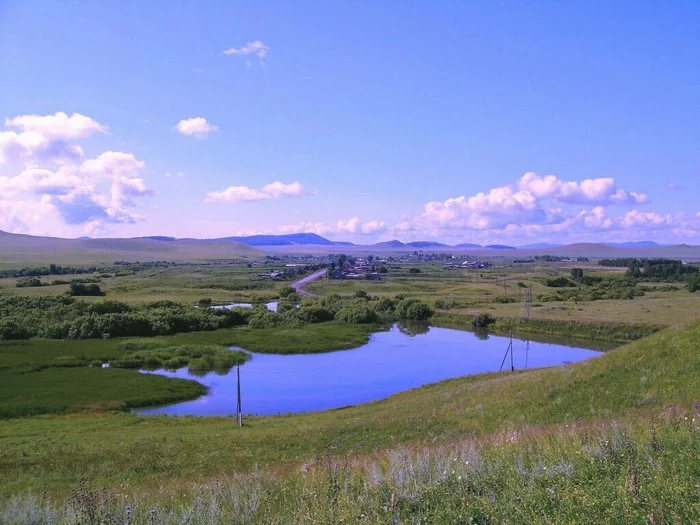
[0,230,262,265]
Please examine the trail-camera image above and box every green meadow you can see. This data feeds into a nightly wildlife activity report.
[0,254,698,523]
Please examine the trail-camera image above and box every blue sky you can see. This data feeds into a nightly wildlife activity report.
[0,1,698,244]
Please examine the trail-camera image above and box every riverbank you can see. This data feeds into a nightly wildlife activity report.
[433,312,662,344]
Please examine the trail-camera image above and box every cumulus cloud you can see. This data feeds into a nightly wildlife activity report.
[0,112,108,165]
[278,221,334,235]
[5,112,108,139]
[518,172,648,205]
[204,181,308,203]
[276,218,388,236]
[0,151,152,229]
[421,172,649,232]
[336,217,387,234]
[0,113,153,235]
[223,40,270,62]
[175,117,218,138]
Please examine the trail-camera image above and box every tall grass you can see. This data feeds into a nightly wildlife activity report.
[2,410,698,523]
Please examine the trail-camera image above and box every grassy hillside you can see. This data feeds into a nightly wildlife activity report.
[0,231,263,265]
[1,320,698,500]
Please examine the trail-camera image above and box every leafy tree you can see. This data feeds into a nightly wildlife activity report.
[570,268,585,281]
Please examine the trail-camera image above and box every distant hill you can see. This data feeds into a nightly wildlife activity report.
[405,241,448,248]
[485,244,516,250]
[519,243,561,249]
[215,233,335,246]
[134,236,177,241]
[0,230,262,265]
[605,241,660,248]
[372,240,405,248]
[454,243,483,249]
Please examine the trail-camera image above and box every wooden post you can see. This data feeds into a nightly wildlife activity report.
[509,330,514,372]
[236,362,242,427]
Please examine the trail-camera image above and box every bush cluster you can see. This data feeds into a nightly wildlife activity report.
[538,278,644,302]
[110,342,248,372]
[0,292,436,341]
[0,296,248,341]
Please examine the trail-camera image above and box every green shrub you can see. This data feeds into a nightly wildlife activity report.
[493,296,516,304]
[336,305,379,324]
[16,277,43,288]
[471,312,495,327]
[546,277,574,288]
[376,297,397,311]
[249,312,281,329]
[69,283,104,296]
[398,299,434,320]
[278,286,296,298]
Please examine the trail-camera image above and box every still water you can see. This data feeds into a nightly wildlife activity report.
[137,324,602,417]
[211,301,279,312]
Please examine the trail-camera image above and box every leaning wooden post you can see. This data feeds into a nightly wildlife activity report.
[509,330,515,372]
[236,362,243,427]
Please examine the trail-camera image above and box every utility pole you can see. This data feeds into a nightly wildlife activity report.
[509,330,514,372]
[236,362,243,427]
[524,285,532,320]
[499,330,515,373]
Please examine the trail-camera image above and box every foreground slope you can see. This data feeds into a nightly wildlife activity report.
[1,320,698,497]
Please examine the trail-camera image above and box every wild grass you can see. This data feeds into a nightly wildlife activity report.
[2,410,698,523]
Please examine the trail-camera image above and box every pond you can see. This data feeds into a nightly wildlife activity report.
[211,301,279,312]
[136,324,603,417]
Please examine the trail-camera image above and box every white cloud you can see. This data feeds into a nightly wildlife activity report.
[0,151,152,229]
[5,112,108,139]
[421,172,649,232]
[278,221,334,235]
[175,117,218,138]
[223,40,270,62]
[336,217,387,234]
[204,181,307,203]
[276,217,387,236]
[620,210,671,228]
[518,172,648,205]
[164,171,186,178]
[0,112,108,166]
[0,113,152,235]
